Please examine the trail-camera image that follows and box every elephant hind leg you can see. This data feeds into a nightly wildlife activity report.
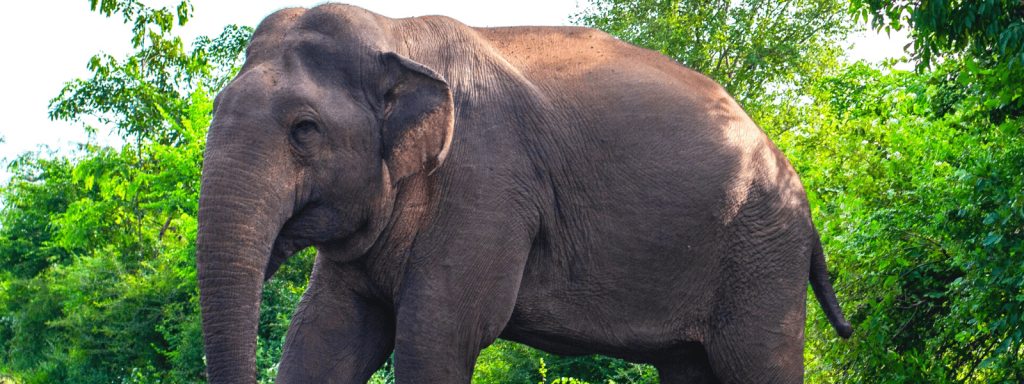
[652,342,722,384]
[702,302,807,384]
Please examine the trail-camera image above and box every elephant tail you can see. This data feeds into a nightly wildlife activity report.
[809,236,853,338]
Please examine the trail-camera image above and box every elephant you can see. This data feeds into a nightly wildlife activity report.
[195,3,853,383]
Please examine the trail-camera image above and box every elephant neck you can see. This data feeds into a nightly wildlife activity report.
[353,168,441,302]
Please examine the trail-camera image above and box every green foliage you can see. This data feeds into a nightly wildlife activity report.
[49,1,251,143]
[255,248,315,383]
[471,340,657,384]
[88,0,193,49]
[0,91,213,383]
[0,1,273,382]
[360,340,658,384]
[850,0,1024,134]
[778,1,1024,380]
[782,60,1024,382]
[852,0,1024,69]
[0,154,79,278]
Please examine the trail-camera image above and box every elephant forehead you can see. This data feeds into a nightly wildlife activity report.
[211,67,299,139]
[245,8,307,60]
[242,4,388,81]
[223,58,328,103]
[278,35,370,87]
[216,55,374,136]
[216,64,288,111]
[291,3,387,43]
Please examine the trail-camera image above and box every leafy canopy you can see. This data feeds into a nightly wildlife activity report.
[790,60,1024,383]
[0,0,298,382]
[852,0,1024,69]
[850,0,1024,128]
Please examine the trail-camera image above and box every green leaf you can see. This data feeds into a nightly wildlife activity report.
[983,234,1003,246]
[884,275,898,288]
[966,60,980,74]
[978,357,997,369]
[1000,121,1019,136]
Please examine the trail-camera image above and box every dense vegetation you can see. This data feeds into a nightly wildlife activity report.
[0,0,1020,382]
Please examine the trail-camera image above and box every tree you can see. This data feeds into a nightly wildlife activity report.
[853,0,1024,69]
[788,61,1024,383]
[0,1,317,382]
[851,0,1024,129]
[781,2,1024,380]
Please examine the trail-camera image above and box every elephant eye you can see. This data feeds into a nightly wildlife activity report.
[290,120,320,152]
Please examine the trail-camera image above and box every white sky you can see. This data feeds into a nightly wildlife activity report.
[0,0,910,183]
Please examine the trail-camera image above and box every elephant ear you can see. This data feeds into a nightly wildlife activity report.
[379,52,454,185]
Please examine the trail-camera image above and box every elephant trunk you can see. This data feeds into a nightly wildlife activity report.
[195,242,264,382]
[196,148,294,382]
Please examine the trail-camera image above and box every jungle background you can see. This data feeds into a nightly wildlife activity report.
[0,0,1021,382]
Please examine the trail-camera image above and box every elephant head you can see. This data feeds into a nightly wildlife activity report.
[195,6,453,381]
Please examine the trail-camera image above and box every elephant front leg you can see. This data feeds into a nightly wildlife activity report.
[391,278,523,383]
[390,229,531,383]
[276,256,395,384]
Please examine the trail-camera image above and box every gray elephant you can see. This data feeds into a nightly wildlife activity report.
[195,3,852,383]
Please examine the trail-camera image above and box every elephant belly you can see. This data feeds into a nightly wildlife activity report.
[500,222,724,358]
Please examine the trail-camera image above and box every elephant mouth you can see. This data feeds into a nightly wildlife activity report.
[265,235,309,281]
[263,203,370,281]
[263,206,320,281]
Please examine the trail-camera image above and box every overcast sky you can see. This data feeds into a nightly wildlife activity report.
[0,0,910,183]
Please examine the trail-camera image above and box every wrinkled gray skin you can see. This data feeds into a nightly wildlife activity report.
[195,4,852,383]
